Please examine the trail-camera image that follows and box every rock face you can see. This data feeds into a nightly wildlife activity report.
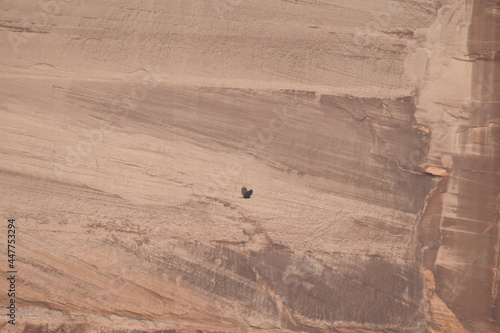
[0,0,497,332]
[412,0,499,332]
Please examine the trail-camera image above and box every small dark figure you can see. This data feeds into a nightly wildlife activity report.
[241,186,253,199]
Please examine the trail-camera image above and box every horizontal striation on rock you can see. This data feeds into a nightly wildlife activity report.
[1,0,498,332]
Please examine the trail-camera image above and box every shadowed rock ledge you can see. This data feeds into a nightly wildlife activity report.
[0,0,498,332]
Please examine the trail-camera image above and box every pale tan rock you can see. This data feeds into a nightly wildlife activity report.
[422,270,470,333]
[440,155,453,169]
[419,164,449,177]
[0,0,497,332]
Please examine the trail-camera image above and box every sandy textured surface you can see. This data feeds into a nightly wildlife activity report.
[0,0,498,332]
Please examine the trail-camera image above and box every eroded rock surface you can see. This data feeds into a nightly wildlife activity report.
[0,0,497,332]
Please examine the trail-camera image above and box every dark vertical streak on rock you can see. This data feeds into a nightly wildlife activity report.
[420,0,500,331]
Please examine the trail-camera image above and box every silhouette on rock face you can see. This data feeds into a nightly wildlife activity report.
[241,187,253,199]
